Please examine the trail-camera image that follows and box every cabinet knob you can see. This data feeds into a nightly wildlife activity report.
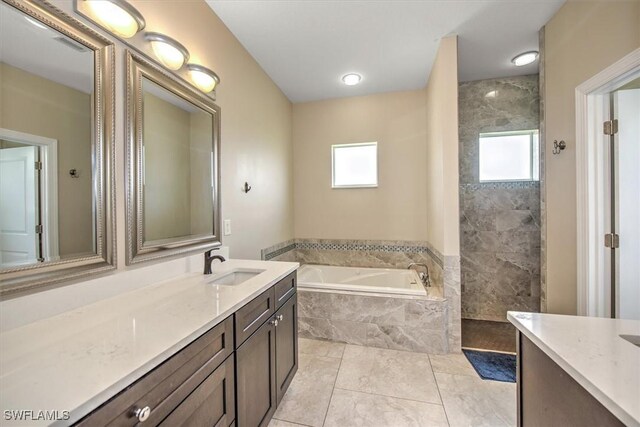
[133,406,151,422]
[269,318,279,327]
[277,314,284,321]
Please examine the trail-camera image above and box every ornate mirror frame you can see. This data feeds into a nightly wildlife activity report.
[126,51,222,265]
[0,0,116,298]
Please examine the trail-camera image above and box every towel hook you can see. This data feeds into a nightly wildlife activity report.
[553,140,566,155]
[242,182,252,193]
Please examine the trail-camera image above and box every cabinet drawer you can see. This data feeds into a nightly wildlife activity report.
[234,288,275,347]
[274,272,296,310]
[76,316,234,426]
[159,356,235,427]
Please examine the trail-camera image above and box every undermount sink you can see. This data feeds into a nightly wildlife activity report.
[620,334,640,347]
[207,269,265,286]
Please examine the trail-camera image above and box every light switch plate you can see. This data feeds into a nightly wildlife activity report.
[223,219,231,236]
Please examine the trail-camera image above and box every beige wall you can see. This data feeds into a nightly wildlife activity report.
[131,0,294,260]
[425,36,460,256]
[143,92,192,241]
[544,1,640,314]
[0,62,93,257]
[292,90,429,241]
[142,91,214,242]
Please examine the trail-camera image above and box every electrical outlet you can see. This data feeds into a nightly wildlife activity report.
[224,219,231,236]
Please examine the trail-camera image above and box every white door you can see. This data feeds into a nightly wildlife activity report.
[612,85,640,320]
[0,145,39,267]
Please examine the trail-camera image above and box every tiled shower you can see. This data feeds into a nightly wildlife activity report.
[458,75,541,322]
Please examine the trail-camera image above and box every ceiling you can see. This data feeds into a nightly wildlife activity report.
[206,0,564,103]
[0,2,93,94]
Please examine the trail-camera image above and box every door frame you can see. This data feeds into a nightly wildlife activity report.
[0,128,59,261]
[575,48,640,317]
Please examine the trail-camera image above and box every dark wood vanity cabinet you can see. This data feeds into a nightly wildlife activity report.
[236,273,298,427]
[76,317,235,427]
[517,332,624,427]
[236,315,277,427]
[275,293,298,406]
[75,271,297,427]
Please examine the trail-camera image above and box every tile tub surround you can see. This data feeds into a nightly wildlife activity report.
[263,238,461,352]
[298,289,450,354]
[458,75,541,322]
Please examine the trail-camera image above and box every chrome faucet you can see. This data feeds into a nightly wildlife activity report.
[408,262,431,287]
[204,249,226,275]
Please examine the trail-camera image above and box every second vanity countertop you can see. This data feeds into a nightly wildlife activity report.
[0,259,299,426]
[508,311,640,427]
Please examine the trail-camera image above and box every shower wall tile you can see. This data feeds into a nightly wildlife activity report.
[458,75,541,321]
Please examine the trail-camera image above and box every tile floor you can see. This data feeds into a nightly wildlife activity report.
[270,338,516,427]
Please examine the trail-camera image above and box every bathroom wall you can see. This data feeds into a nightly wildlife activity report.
[127,0,294,261]
[543,0,640,314]
[424,36,460,258]
[0,62,93,257]
[424,36,461,351]
[143,92,192,240]
[293,89,428,242]
[1,1,294,308]
[458,75,541,322]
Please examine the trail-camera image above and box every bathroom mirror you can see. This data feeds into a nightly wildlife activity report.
[0,0,115,296]
[126,52,221,264]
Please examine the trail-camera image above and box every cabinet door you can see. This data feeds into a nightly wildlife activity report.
[236,318,277,427]
[159,356,235,427]
[275,293,298,406]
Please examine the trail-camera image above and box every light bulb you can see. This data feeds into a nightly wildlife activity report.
[85,0,144,38]
[145,33,189,70]
[342,73,362,86]
[187,64,219,93]
[512,51,538,67]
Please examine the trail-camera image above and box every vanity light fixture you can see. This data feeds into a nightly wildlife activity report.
[187,64,220,93]
[511,51,539,67]
[145,32,190,70]
[342,73,362,86]
[24,16,48,30]
[84,0,145,38]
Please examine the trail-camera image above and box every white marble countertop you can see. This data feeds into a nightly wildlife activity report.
[508,311,640,427]
[0,259,298,426]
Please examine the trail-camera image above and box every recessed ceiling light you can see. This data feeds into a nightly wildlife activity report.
[511,51,539,67]
[342,73,362,86]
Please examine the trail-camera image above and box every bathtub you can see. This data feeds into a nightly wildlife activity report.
[296,264,449,353]
[298,264,428,297]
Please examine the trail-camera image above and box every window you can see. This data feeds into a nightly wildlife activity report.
[479,130,539,182]
[331,142,378,188]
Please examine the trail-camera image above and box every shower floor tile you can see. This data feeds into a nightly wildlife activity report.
[461,319,517,353]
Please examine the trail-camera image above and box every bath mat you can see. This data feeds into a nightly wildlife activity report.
[462,349,516,383]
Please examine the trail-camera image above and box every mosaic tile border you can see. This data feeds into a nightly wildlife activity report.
[262,239,444,267]
[461,181,540,190]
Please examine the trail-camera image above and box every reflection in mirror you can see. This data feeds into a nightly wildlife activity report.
[127,52,220,264]
[141,78,214,244]
[0,1,96,269]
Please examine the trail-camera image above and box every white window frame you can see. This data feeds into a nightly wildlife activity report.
[478,129,540,183]
[331,142,378,189]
